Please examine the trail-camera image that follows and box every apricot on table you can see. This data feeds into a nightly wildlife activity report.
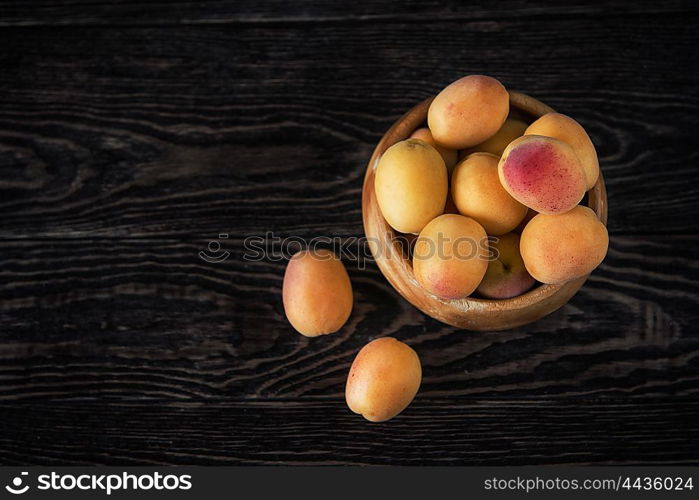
[346,337,421,422]
[282,249,353,336]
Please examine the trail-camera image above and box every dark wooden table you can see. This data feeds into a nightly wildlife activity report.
[0,1,698,465]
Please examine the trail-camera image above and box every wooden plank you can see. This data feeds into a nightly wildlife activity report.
[0,399,697,465]
[0,235,696,400]
[0,18,696,237]
[0,1,695,468]
[0,1,696,27]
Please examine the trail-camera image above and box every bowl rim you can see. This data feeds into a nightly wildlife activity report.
[361,91,608,329]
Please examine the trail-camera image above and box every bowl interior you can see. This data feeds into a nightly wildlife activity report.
[361,91,608,330]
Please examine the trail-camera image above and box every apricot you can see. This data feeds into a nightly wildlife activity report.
[282,249,353,336]
[413,214,489,299]
[451,152,528,235]
[467,118,528,156]
[428,75,509,149]
[498,135,587,214]
[410,127,458,172]
[477,233,535,299]
[520,206,608,284]
[526,113,599,189]
[375,139,448,234]
[346,337,421,422]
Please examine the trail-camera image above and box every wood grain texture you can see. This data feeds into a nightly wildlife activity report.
[0,15,697,237]
[1,400,697,465]
[0,235,696,400]
[0,0,697,26]
[0,1,697,466]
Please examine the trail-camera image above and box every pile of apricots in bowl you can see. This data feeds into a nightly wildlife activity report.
[282,75,608,422]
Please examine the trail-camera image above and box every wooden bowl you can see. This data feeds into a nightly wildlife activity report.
[362,91,608,331]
